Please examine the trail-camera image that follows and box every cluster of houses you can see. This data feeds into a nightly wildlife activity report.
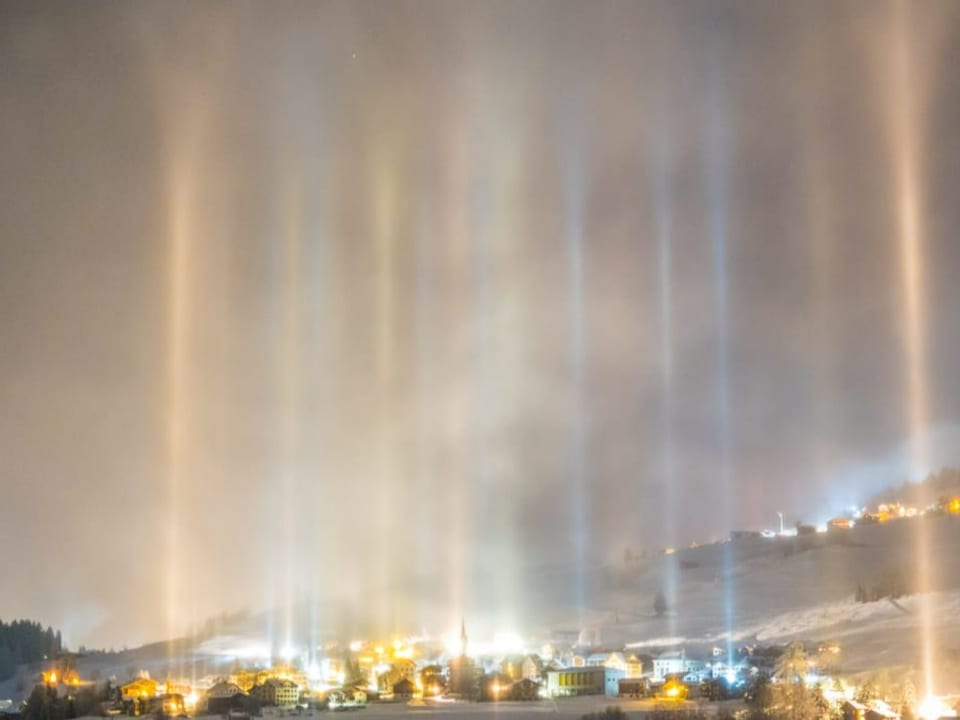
[20,635,907,717]
[101,643,754,717]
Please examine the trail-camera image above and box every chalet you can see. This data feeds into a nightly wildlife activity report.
[510,678,540,701]
[586,652,627,672]
[391,678,415,700]
[206,682,246,715]
[121,678,158,700]
[250,678,298,707]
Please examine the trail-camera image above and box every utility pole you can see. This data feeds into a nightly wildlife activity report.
[777,511,784,535]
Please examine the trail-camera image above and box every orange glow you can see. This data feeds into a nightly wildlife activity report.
[662,679,686,700]
[948,498,960,515]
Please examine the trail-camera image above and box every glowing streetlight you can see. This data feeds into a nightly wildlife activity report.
[917,696,956,720]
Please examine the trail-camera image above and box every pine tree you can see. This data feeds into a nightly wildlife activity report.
[653,592,668,617]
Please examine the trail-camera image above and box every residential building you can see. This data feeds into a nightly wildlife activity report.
[652,651,686,680]
[207,682,243,699]
[510,679,540,701]
[121,678,158,700]
[250,678,298,707]
[206,683,246,716]
[586,652,626,671]
[391,678,415,700]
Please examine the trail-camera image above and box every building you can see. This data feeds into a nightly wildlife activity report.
[121,678,159,700]
[510,679,540,701]
[618,678,649,698]
[544,667,622,697]
[625,654,643,679]
[250,678,298,707]
[143,694,185,717]
[586,652,626,672]
[206,682,246,715]
[391,678,415,700]
[652,651,687,681]
[829,517,854,531]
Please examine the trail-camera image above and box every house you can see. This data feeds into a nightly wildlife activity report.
[250,678,298,707]
[510,679,540,701]
[143,694,185,717]
[207,682,243,699]
[391,678,415,700]
[586,652,626,672]
[121,678,159,701]
[206,682,246,715]
[652,651,687,681]
[843,700,871,720]
[829,517,854,531]
[418,666,445,697]
[625,654,643,679]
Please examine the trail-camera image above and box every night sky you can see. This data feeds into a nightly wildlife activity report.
[1,0,959,649]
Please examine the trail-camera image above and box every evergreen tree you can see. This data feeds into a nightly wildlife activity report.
[653,592,668,617]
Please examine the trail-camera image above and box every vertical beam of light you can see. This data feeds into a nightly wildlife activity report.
[654,136,678,640]
[280,176,302,658]
[166,154,193,670]
[707,103,735,668]
[372,150,398,638]
[890,0,934,696]
[443,124,470,636]
[562,128,588,623]
[469,169,494,625]
[470,109,523,635]
[414,187,435,633]
[306,167,329,668]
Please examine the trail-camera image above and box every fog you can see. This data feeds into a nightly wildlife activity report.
[1,0,959,650]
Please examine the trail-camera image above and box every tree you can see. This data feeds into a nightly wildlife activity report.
[745,674,776,718]
[654,592,668,617]
[70,686,103,717]
[447,656,479,700]
[774,644,818,720]
[24,685,64,720]
[855,681,877,704]
[343,657,365,687]
[775,643,808,684]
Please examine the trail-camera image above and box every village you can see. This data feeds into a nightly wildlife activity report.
[5,621,957,720]
[4,491,960,720]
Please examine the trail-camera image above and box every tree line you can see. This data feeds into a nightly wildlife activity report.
[0,620,63,681]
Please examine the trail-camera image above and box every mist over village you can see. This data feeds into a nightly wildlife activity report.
[2,4,960,720]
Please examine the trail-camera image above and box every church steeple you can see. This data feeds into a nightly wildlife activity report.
[459,617,468,656]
